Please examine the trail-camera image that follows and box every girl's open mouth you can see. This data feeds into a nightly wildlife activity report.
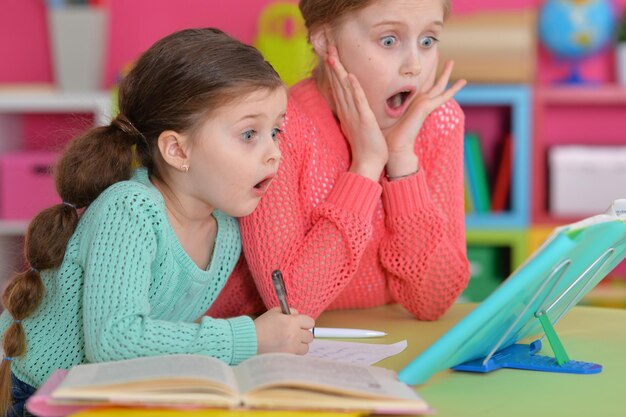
[385,89,414,118]
[253,176,274,196]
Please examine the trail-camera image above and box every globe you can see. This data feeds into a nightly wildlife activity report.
[538,0,615,83]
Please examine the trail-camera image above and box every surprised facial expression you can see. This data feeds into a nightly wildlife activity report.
[185,87,287,218]
[329,0,444,130]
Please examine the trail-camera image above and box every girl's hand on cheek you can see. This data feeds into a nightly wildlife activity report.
[325,46,388,181]
[383,60,466,172]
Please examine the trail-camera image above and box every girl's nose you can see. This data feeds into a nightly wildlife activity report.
[401,50,421,77]
[265,139,282,165]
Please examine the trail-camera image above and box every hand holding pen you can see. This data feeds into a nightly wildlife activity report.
[253,270,315,355]
[271,270,387,338]
[272,270,291,314]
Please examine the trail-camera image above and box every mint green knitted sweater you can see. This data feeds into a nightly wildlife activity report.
[0,168,257,388]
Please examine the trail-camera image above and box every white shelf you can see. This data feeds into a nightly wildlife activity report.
[536,84,626,105]
[0,87,114,241]
[0,220,28,236]
[0,88,113,125]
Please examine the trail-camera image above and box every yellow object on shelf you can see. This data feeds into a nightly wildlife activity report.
[254,2,315,86]
[528,226,553,254]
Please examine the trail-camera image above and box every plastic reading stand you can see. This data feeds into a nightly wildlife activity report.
[399,200,626,385]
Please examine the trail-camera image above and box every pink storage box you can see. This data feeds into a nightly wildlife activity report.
[0,151,61,220]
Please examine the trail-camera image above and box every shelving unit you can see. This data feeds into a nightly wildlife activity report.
[456,84,531,229]
[0,220,29,236]
[532,84,626,225]
[531,84,626,283]
[0,88,113,284]
[0,90,111,124]
[0,89,112,232]
[460,83,626,298]
[456,85,532,301]
[466,229,527,270]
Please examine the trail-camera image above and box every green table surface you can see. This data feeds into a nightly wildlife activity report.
[316,303,626,417]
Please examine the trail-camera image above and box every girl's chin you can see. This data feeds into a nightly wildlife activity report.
[376,114,401,132]
[218,203,258,219]
[235,202,262,218]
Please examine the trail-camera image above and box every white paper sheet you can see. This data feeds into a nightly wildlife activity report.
[306,339,407,365]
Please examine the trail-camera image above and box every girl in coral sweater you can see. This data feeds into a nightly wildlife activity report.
[210,0,470,321]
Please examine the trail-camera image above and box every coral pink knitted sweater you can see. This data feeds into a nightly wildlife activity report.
[209,78,470,320]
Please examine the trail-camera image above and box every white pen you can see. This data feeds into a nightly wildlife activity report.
[311,327,387,338]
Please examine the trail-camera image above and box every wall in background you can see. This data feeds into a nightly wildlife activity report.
[1,0,294,87]
[4,0,626,158]
[5,0,626,88]
[1,0,294,148]
[0,0,558,88]
[3,0,626,150]
[5,0,626,87]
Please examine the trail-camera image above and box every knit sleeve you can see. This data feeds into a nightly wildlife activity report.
[240,103,382,318]
[82,189,257,365]
[379,100,471,320]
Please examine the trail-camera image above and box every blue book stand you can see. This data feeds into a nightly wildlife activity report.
[452,252,613,375]
[452,340,601,374]
[398,200,626,385]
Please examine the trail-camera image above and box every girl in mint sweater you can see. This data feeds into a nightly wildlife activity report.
[0,28,314,416]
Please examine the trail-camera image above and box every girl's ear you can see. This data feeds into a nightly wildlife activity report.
[157,130,190,172]
[310,26,330,58]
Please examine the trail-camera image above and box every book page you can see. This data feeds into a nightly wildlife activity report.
[306,339,407,365]
[515,199,626,277]
[55,354,239,397]
[234,353,420,401]
[566,199,626,232]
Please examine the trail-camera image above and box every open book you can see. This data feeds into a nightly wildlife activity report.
[528,198,626,264]
[46,353,429,414]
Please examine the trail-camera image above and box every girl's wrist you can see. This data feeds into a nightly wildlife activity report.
[386,168,419,181]
[349,161,385,181]
[385,153,418,179]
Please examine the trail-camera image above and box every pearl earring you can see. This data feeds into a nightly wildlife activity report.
[181,164,189,172]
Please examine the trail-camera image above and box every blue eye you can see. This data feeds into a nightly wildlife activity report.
[380,35,396,48]
[420,36,439,49]
[271,128,283,141]
[241,130,257,142]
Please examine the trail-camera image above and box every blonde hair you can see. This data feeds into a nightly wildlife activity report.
[298,0,451,80]
[299,0,451,37]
